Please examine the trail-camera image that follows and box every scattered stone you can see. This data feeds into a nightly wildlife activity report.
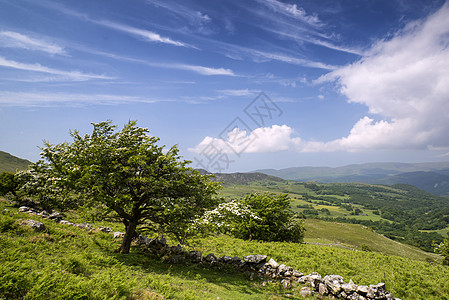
[205,253,217,264]
[281,279,291,289]
[97,226,113,233]
[20,219,46,231]
[60,220,75,226]
[76,223,93,230]
[113,232,125,238]
[318,283,328,295]
[299,287,311,298]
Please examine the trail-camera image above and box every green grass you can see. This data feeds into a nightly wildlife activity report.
[193,235,449,300]
[2,196,449,300]
[0,200,300,300]
[303,219,441,263]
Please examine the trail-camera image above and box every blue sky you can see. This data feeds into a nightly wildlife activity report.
[1,0,449,172]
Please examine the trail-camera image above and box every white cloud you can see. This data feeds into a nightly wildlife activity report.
[0,31,66,55]
[313,2,449,152]
[190,125,301,154]
[95,20,194,48]
[0,56,114,81]
[256,0,320,26]
[0,91,167,107]
[172,64,235,76]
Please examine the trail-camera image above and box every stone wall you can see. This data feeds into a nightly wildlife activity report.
[17,206,400,300]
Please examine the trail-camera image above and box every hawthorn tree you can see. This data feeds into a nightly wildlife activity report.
[23,121,220,253]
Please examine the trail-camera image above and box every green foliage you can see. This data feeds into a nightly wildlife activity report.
[17,120,220,253]
[0,172,18,196]
[232,193,305,243]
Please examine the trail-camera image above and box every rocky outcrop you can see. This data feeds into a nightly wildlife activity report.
[16,206,400,300]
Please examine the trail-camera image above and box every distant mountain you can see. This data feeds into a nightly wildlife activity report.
[198,169,285,185]
[255,162,449,195]
[380,171,449,196]
[0,151,32,174]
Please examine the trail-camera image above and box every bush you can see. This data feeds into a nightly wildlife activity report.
[233,193,305,243]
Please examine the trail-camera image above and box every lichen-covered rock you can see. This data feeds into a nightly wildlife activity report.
[324,275,344,294]
[299,286,311,297]
[20,219,46,231]
[113,231,125,238]
[205,253,217,264]
[341,279,358,294]
[319,282,329,295]
[266,258,279,269]
[60,220,75,226]
[243,254,267,264]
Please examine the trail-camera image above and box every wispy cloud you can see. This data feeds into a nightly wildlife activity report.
[35,0,194,49]
[0,91,169,107]
[0,56,114,81]
[0,31,66,55]
[147,0,211,25]
[74,45,236,76]
[95,20,196,48]
[255,0,321,26]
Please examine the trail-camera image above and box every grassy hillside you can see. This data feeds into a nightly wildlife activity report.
[2,199,449,299]
[219,180,449,252]
[0,151,31,173]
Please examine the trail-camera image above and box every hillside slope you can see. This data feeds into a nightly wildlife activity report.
[0,150,31,173]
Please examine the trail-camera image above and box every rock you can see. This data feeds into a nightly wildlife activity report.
[187,251,202,263]
[299,287,311,298]
[304,272,322,288]
[356,285,369,295]
[219,256,233,263]
[277,264,288,275]
[60,220,75,226]
[18,206,30,212]
[205,253,217,264]
[20,219,46,231]
[292,270,303,278]
[266,258,279,269]
[243,255,267,264]
[76,223,93,230]
[97,226,113,233]
[113,231,125,238]
[48,212,63,222]
[281,279,291,289]
[324,275,343,294]
[342,279,358,294]
[318,283,329,295]
[38,210,49,218]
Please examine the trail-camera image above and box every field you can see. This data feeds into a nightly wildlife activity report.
[2,198,449,299]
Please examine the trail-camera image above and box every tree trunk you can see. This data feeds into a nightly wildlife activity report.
[119,219,138,254]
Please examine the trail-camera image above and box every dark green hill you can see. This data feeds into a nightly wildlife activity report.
[256,162,449,195]
[0,151,32,173]
[209,171,285,185]
[381,171,449,196]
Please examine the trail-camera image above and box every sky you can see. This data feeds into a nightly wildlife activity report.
[1,0,449,173]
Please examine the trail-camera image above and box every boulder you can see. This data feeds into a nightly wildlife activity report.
[356,285,369,295]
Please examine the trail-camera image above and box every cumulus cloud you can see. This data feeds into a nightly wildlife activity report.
[314,2,449,152]
[190,125,301,154]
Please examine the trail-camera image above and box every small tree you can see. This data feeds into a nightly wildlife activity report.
[435,236,449,265]
[20,121,220,253]
[233,193,305,243]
